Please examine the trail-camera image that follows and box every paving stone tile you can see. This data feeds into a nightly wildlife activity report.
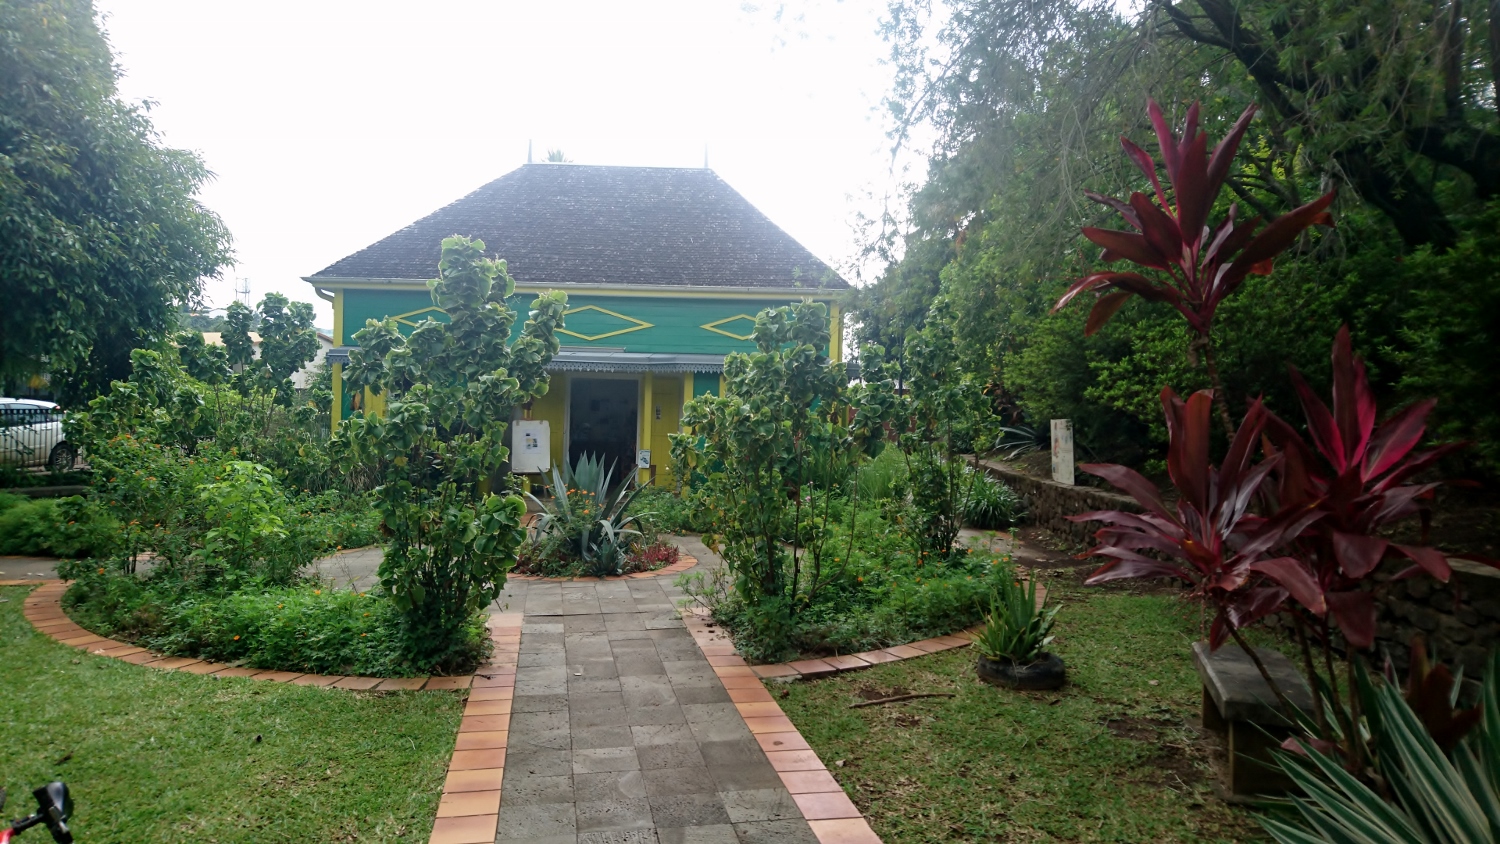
[615,653,667,676]
[571,677,625,694]
[682,703,739,724]
[505,748,574,777]
[730,819,820,844]
[725,687,774,704]
[563,616,608,633]
[656,825,740,844]
[444,767,506,793]
[637,740,707,771]
[622,684,678,708]
[575,770,649,802]
[512,693,568,713]
[449,748,507,770]
[763,751,825,772]
[578,830,660,844]
[754,733,810,753]
[575,797,654,832]
[650,792,732,828]
[642,766,717,797]
[574,725,636,750]
[574,746,641,774]
[496,802,576,840]
[630,724,696,746]
[627,704,686,727]
[690,717,754,744]
[464,698,513,716]
[572,706,631,729]
[574,658,621,680]
[502,773,576,805]
[519,652,564,667]
[721,790,803,824]
[607,637,659,651]
[571,690,627,712]
[672,685,731,705]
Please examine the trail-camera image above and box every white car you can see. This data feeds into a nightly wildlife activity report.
[0,398,76,472]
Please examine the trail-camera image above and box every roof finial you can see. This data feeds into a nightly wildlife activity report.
[527,140,533,164]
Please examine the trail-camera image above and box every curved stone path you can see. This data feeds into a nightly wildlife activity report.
[429,535,879,844]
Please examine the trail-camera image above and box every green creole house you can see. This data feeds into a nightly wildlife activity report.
[305,163,847,486]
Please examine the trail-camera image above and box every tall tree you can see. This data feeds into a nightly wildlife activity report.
[0,0,231,399]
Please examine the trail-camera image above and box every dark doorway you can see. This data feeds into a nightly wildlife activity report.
[568,377,638,479]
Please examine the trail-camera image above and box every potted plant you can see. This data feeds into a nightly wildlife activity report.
[973,575,1064,690]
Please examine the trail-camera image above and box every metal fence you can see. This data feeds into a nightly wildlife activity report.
[0,404,70,470]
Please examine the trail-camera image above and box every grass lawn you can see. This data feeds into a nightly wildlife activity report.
[0,585,462,842]
[775,579,1267,843]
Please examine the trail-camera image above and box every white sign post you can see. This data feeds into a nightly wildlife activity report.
[1051,419,1074,486]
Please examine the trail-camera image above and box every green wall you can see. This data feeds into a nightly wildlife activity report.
[339,288,817,355]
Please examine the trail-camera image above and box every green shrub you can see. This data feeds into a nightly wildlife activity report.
[853,447,907,501]
[0,493,117,558]
[971,575,1057,663]
[963,470,1025,529]
[629,485,715,535]
[58,567,482,676]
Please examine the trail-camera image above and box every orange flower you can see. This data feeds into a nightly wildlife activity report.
[233,635,240,641]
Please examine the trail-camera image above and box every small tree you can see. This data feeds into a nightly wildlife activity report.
[335,236,567,671]
[896,297,988,558]
[672,301,896,658]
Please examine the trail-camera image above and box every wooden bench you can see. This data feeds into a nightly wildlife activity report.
[1192,641,1315,797]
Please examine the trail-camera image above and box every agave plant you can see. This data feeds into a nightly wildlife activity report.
[1054,99,1336,432]
[971,575,1058,664]
[527,452,649,573]
[1077,388,1323,663]
[1261,651,1500,843]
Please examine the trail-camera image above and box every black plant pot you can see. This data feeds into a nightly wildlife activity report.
[976,652,1066,691]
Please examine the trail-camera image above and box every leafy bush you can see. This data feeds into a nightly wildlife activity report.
[683,491,1012,662]
[59,565,472,676]
[0,494,117,558]
[853,446,907,502]
[971,575,1057,663]
[963,469,1025,529]
[672,302,897,657]
[628,485,715,535]
[336,236,563,670]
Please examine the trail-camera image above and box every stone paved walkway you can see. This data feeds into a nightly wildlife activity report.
[486,536,821,844]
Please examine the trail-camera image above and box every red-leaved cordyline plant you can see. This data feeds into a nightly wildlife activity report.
[1073,387,1323,710]
[1258,326,1475,749]
[1054,99,1337,435]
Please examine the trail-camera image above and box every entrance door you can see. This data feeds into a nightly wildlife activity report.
[567,377,638,480]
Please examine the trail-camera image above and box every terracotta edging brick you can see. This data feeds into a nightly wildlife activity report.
[14,580,470,693]
[508,552,699,583]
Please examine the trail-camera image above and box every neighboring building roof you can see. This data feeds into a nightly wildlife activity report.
[307,164,847,290]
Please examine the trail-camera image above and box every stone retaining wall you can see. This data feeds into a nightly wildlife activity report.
[975,458,1141,548]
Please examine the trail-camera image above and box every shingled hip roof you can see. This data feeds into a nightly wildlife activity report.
[307,164,847,291]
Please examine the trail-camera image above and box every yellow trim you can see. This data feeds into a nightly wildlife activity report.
[683,371,693,408]
[308,280,841,301]
[699,314,758,341]
[557,304,653,342]
[331,363,343,432]
[829,303,842,361]
[389,306,446,329]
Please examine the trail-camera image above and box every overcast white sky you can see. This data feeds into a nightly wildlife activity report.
[93,0,910,328]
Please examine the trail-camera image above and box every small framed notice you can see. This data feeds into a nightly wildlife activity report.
[1051,419,1074,486]
[637,449,652,469]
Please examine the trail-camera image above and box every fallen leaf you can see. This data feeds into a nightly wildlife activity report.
[1148,680,1160,686]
